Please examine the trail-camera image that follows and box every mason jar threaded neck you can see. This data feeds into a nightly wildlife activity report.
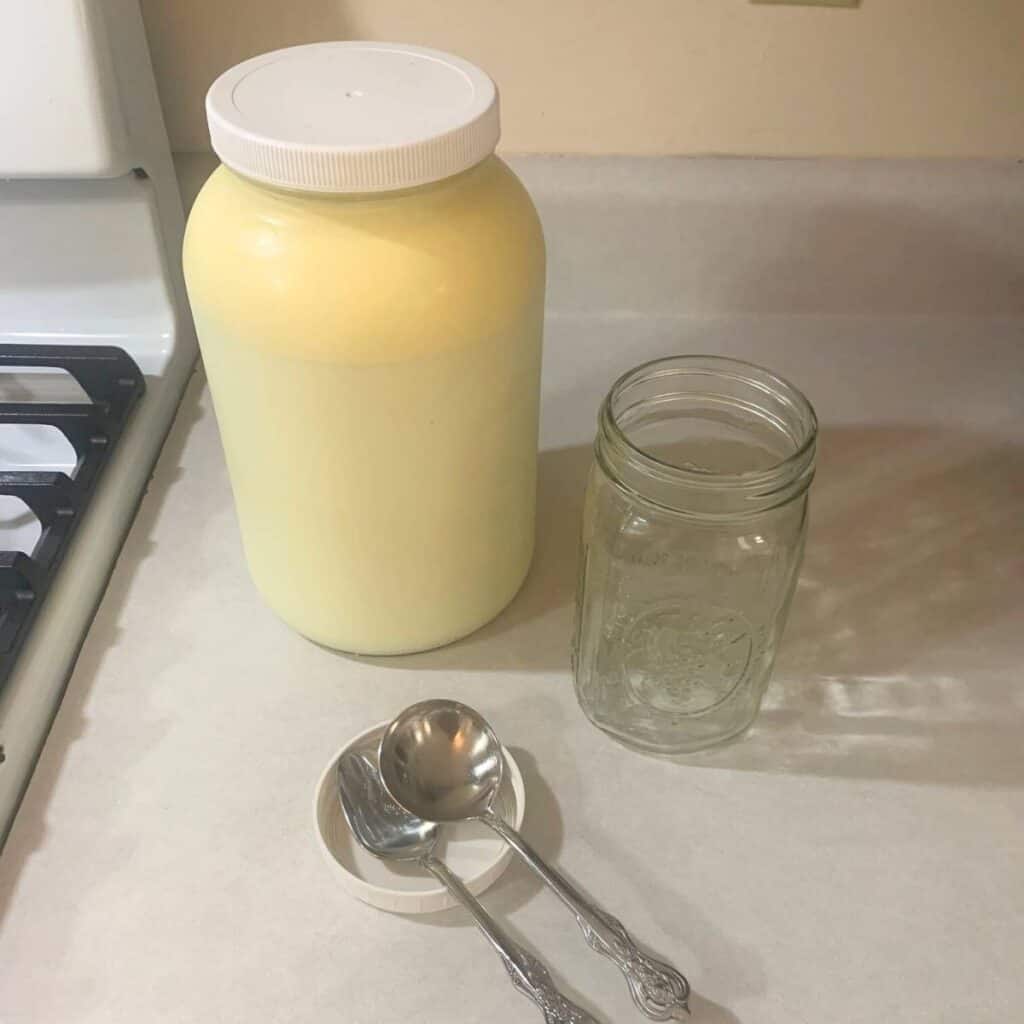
[595,355,818,520]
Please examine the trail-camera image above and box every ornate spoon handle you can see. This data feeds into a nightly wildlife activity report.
[480,813,690,1021]
[422,856,601,1023]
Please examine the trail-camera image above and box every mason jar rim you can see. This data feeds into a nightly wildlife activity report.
[596,354,818,518]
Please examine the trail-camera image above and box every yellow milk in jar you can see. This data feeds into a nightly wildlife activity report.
[183,43,545,654]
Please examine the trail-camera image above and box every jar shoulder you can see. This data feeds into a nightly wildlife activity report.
[183,157,545,361]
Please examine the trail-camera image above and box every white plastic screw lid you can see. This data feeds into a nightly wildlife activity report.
[206,42,500,193]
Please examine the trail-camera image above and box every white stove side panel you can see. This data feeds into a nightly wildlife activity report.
[0,176,178,376]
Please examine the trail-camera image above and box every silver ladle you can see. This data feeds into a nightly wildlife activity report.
[379,699,691,1021]
[337,748,599,1023]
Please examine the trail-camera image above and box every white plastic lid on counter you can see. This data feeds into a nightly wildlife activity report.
[314,721,526,914]
[205,42,500,193]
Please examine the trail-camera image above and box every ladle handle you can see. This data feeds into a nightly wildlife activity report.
[421,856,601,1024]
[480,813,691,1021]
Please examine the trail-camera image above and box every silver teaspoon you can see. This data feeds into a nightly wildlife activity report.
[379,700,691,1021]
[337,749,600,1024]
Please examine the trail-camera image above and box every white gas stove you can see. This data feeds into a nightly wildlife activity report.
[0,0,195,841]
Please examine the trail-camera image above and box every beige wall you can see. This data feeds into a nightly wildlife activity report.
[142,0,1024,158]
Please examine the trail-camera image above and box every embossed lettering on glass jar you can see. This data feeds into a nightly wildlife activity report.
[572,356,817,753]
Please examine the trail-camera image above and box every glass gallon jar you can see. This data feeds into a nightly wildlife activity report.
[184,43,545,654]
[573,356,817,753]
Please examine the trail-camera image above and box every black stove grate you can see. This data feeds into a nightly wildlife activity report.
[0,345,144,690]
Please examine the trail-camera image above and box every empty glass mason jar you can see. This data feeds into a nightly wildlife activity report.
[572,356,817,753]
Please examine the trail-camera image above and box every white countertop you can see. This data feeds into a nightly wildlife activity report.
[2,156,1023,1023]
